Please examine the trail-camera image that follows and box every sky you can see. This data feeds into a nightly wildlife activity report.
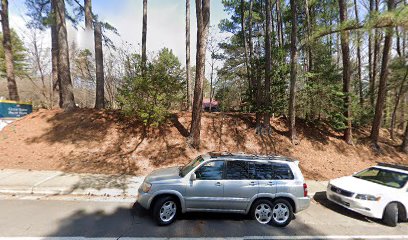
[9,0,231,65]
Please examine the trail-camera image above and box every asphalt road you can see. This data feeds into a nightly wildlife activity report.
[0,192,407,239]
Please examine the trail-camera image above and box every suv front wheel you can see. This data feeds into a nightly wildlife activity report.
[251,199,274,225]
[153,196,178,226]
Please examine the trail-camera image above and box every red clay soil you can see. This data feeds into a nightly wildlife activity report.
[0,109,407,180]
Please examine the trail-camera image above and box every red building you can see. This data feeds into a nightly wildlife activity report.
[202,98,219,112]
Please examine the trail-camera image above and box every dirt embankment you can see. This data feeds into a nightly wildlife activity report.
[0,109,406,180]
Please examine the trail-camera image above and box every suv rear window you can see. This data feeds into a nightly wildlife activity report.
[253,162,294,180]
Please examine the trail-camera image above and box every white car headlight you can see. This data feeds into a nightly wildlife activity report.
[141,182,152,193]
[355,194,381,201]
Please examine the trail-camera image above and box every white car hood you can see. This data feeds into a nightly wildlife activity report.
[330,176,398,195]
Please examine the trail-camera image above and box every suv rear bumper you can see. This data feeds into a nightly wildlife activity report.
[296,197,311,213]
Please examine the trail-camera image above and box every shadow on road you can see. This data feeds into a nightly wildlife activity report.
[45,201,327,238]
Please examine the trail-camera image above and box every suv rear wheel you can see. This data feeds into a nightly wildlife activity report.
[270,199,293,227]
[153,196,178,226]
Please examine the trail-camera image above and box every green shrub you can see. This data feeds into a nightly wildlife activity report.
[117,48,185,126]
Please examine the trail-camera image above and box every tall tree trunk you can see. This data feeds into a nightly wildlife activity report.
[263,0,272,129]
[400,95,406,130]
[249,0,261,128]
[84,0,92,30]
[51,2,60,108]
[209,61,214,112]
[390,68,408,139]
[189,0,210,149]
[372,32,380,105]
[336,32,340,66]
[402,121,408,153]
[396,27,402,57]
[288,0,298,143]
[339,0,353,144]
[402,93,408,153]
[186,0,192,111]
[368,0,374,107]
[383,93,389,126]
[248,0,262,129]
[404,0,407,58]
[142,0,147,76]
[0,0,19,101]
[371,0,395,146]
[255,33,263,129]
[371,0,381,107]
[354,0,363,106]
[241,0,251,87]
[275,0,282,47]
[304,0,312,72]
[94,22,105,109]
[52,0,76,110]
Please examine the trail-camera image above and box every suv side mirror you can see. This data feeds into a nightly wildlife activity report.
[190,173,196,181]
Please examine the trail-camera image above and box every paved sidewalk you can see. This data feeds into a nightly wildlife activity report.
[0,169,328,198]
[0,169,144,197]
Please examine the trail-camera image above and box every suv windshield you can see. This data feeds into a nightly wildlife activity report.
[180,156,204,177]
[353,167,408,189]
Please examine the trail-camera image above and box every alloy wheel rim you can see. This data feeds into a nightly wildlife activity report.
[159,200,177,222]
[272,203,289,224]
[255,203,272,224]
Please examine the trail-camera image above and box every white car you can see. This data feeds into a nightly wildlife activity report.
[326,163,408,227]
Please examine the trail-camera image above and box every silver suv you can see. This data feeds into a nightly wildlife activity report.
[137,152,310,226]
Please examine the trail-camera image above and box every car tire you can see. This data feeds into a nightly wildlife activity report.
[383,203,398,227]
[270,199,293,227]
[251,199,274,225]
[153,196,178,226]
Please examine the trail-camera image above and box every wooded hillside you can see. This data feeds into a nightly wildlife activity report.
[0,109,406,180]
[0,0,408,161]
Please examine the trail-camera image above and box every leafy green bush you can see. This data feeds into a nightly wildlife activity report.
[117,48,185,126]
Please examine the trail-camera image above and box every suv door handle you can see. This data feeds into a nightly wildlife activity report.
[267,182,276,186]
[249,182,257,186]
[215,182,222,186]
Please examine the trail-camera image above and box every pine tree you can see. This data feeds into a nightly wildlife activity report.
[189,0,210,149]
[0,0,19,101]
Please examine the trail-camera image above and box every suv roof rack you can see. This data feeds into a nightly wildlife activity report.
[377,162,408,172]
[208,152,295,162]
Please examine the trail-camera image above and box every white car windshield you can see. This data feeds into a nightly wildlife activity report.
[353,167,408,189]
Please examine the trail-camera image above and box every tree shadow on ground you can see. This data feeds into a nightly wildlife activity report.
[24,108,147,175]
[60,173,140,195]
[45,201,328,238]
[139,122,190,167]
[295,119,341,147]
[169,114,189,137]
[353,136,408,163]
[26,108,121,145]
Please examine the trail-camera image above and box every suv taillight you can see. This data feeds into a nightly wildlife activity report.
[303,183,308,197]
